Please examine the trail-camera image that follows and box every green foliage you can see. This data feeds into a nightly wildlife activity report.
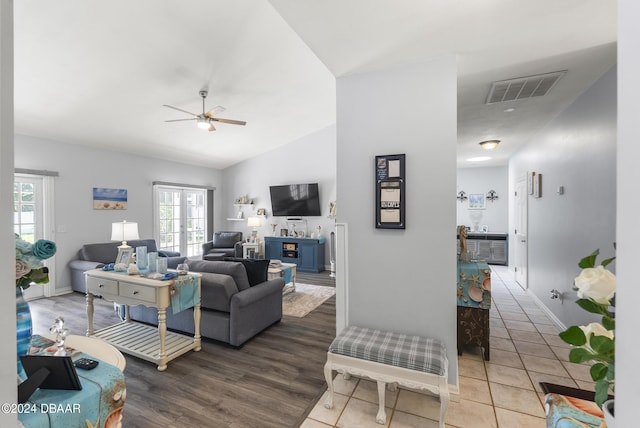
[560,248,616,409]
[578,249,600,269]
[568,347,596,364]
[559,326,586,346]
[576,298,610,316]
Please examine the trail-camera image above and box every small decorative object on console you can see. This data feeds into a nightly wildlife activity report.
[49,316,69,356]
[177,263,189,275]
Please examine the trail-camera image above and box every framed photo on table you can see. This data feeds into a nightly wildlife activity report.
[115,247,134,266]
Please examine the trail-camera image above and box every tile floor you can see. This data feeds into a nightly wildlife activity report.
[301,265,593,428]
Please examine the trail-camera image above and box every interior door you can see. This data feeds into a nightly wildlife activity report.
[514,175,528,288]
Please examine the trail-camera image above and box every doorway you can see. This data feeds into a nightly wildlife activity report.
[514,174,528,288]
[153,185,208,257]
[14,174,55,299]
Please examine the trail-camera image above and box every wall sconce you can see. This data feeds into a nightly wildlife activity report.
[457,191,467,202]
[486,190,499,202]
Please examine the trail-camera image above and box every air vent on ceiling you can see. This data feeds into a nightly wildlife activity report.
[486,71,566,104]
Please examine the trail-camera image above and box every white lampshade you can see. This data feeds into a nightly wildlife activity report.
[247,216,262,228]
[111,221,139,247]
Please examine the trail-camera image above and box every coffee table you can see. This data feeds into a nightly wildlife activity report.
[268,262,296,295]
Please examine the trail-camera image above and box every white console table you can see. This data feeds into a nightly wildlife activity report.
[84,269,201,371]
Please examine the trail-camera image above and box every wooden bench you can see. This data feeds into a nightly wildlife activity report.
[324,326,449,427]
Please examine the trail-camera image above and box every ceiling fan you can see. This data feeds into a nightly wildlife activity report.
[163,90,246,132]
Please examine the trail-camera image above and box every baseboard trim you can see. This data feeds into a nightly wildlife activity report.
[526,288,567,331]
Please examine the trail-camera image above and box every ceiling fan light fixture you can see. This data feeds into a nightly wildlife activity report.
[196,118,210,130]
[479,139,500,150]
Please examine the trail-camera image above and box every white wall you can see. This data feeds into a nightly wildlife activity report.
[221,124,336,266]
[14,135,223,294]
[617,0,640,423]
[337,57,458,384]
[508,65,616,329]
[457,166,508,233]
[1,0,17,421]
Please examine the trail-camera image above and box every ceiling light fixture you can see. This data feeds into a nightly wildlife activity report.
[196,118,210,130]
[479,140,500,150]
[467,156,491,162]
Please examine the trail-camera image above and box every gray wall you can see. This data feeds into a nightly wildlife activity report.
[221,124,337,265]
[14,134,223,295]
[457,166,508,233]
[508,65,616,329]
[336,57,458,384]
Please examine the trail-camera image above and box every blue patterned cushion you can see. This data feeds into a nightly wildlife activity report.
[328,326,447,376]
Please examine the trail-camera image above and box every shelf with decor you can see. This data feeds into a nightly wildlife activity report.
[227,201,255,222]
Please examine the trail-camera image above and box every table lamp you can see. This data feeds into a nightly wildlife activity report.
[111,220,139,249]
[247,216,261,243]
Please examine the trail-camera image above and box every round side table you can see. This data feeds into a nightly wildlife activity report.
[44,334,126,371]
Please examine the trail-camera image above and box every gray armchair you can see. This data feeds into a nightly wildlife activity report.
[202,231,243,260]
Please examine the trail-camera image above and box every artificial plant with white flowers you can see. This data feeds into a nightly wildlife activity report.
[559,248,615,408]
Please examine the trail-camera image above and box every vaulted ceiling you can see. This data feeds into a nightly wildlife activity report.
[14,1,616,169]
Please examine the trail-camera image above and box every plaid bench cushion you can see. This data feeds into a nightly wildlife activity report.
[328,326,447,376]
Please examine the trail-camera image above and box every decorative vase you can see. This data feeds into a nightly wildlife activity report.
[16,286,32,380]
[603,399,614,428]
[136,246,148,270]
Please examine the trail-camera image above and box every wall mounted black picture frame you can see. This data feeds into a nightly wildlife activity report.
[375,154,405,229]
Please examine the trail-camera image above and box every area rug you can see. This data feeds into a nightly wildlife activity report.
[282,283,336,318]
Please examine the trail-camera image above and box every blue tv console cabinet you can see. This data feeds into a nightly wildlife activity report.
[264,236,325,273]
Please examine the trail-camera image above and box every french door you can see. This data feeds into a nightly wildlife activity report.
[153,185,207,257]
[14,174,54,299]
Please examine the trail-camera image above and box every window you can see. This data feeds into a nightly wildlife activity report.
[14,173,55,299]
[153,185,209,257]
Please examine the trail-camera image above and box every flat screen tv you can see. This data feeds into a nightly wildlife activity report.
[269,183,321,217]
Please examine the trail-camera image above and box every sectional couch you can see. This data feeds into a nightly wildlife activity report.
[122,259,284,346]
[68,239,185,293]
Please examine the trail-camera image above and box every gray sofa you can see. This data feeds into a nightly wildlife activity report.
[123,259,284,346]
[202,231,243,260]
[68,239,185,293]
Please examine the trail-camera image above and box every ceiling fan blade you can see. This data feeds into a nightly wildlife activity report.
[204,105,226,118]
[163,104,198,117]
[165,118,196,122]
[211,117,247,126]
[208,123,216,132]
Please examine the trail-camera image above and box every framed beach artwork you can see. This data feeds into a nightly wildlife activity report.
[468,193,486,210]
[93,187,127,210]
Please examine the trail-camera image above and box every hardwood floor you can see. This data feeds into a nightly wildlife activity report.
[28,271,336,428]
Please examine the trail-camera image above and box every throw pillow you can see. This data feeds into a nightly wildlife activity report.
[225,257,269,286]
